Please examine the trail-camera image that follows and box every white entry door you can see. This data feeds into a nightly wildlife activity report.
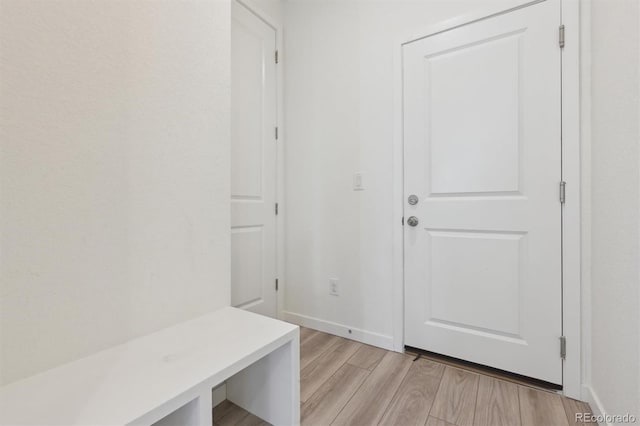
[231,1,277,317]
[403,0,562,384]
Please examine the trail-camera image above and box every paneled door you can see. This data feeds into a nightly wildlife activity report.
[231,1,277,317]
[403,0,563,384]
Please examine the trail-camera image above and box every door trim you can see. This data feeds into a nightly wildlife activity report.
[391,0,582,399]
[233,0,285,319]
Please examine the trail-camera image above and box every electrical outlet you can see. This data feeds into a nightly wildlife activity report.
[329,278,339,296]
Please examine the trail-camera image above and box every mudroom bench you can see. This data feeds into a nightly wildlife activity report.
[0,307,300,426]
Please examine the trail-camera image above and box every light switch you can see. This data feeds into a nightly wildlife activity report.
[353,172,365,191]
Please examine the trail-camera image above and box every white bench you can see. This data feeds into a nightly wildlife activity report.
[0,307,300,426]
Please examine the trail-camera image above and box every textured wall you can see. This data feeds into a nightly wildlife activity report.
[589,0,640,417]
[0,0,231,385]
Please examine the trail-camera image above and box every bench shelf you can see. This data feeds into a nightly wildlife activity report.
[0,307,300,426]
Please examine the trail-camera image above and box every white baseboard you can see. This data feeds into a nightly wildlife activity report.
[282,311,395,351]
[582,384,608,426]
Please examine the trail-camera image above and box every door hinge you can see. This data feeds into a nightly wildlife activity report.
[275,50,279,64]
[275,203,279,215]
[559,181,566,204]
[560,336,567,359]
[275,278,279,291]
[275,127,279,140]
[559,25,565,48]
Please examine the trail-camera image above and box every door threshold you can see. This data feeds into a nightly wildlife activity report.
[404,346,562,393]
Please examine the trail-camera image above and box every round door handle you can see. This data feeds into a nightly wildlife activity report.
[407,216,419,227]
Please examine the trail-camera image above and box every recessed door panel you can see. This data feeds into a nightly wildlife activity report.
[232,20,264,200]
[231,226,264,309]
[426,230,525,338]
[427,32,523,196]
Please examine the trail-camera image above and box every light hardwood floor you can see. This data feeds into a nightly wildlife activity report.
[214,327,591,426]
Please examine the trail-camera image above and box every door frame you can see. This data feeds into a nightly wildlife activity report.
[391,0,582,399]
[233,0,285,319]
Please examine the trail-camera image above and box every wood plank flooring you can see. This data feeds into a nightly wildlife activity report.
[213,328,592,426]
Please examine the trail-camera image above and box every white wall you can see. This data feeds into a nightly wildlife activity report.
[282,0,533,348]
[587,0,640,418]
[0,0,231,385]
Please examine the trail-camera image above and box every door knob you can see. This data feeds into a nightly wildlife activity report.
[407,216,419,227]
[408,195,419,205]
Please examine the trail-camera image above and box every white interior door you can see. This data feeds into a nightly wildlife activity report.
[231,1,277,318]
[403,0,563,384]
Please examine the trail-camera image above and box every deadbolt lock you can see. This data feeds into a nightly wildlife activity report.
[408,195,419,205]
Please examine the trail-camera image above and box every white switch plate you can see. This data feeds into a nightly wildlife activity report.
[353,172,365,191]
[329,278,339,296]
